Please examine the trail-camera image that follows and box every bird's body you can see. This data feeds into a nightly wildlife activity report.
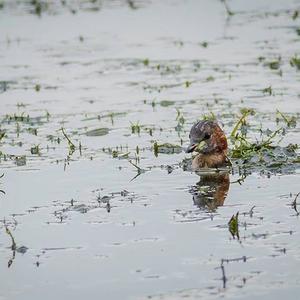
[186,120,229,170]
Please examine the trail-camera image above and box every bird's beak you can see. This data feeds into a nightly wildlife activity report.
[186,143,197,153]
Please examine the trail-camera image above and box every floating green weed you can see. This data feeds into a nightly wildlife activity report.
[230,109,286,160]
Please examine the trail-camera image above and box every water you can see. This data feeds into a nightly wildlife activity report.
[0,0,300,299]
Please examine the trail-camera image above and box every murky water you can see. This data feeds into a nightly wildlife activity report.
[1,0,300,299]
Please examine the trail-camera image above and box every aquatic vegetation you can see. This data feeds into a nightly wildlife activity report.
[153,142,182,157]
[291,192,300,215]
[185,81,191,88]
[199,41,208,48]
[175,108,185,132]
[0,130,5,142]
[1,1,300,298]
[292,10,299,20]
[228,212,239,239]
[276,110,297,128]
[222,0,234,17]
[160,100,175,107]
[27,127,38,135]
[61,127,75,155]
[30,144,40,155]
[85,128,109,136]
[206,76,215,82]
[130,122,141,134]
[290,55,300,70]
[35,84,41,91]
[0,173,5,195]
[142,58,149,66]
[227,109,300,174]
[202,112,216,121]
[265,57,281,70]
[262,86,273,95]
[15,156,26,166]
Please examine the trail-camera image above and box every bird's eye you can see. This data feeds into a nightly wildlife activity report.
[204,133,211,140]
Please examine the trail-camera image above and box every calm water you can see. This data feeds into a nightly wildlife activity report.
[0,0,300,299]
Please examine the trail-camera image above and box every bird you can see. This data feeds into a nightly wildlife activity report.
[186,120,230,170]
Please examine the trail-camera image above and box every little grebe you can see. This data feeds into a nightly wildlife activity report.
[186,120,229,170]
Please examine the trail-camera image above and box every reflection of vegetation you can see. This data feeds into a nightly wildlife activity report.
[128,160,147,181]
[291,192,300,215]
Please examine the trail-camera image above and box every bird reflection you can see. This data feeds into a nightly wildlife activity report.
[189,172,230,211]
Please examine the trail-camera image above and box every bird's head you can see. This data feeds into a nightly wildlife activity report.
[186,120,227,155]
